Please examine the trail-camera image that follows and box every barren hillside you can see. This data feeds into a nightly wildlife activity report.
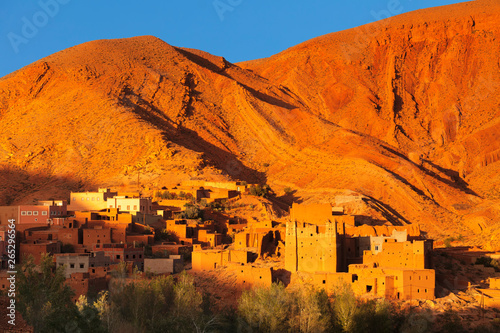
[0,0,499,246]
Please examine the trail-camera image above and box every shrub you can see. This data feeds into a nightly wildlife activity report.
[475,257,500,271]
[444,237,454,248]
[439,308,465,333]
[399,310,434,333]
[182,204,201,219]
[160,191,178,200]
[476,256,493,266]
[249,184,272,198]
[155,228,178,242]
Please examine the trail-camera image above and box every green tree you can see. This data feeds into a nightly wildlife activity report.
[351,299,393,333]
[289,287,332,333]
[110,275,174,330]
[75,294,107,333]
[238,282,292,332]
[108,272,216,332]
[17,254,80,332]
[333,283,357,332]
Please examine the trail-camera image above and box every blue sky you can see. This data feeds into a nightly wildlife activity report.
[1,0,465,78]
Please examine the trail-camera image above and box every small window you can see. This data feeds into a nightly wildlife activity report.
[86,197,90,201]
[33,211,38,216]
[80,264,84,269]
[134,205,137,210]
[126,255,129,259]
[42,211,47,216]
[73,197,76,201]
[92,269,95,273]
[133,255,136,259]
[116,255,120,259]
[97,197,100,201]
[70,264,75,268]
[34,218,38,222]
[27,211,32,216]
[92,197,95,201]
[127,205,130,210]
[139,254,142,258]
[81,198,84,201]
[21,211,26,216]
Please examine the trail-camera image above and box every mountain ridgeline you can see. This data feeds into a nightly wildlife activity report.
[0,0,499,245]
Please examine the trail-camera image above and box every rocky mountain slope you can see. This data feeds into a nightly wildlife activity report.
[0,0,499,246]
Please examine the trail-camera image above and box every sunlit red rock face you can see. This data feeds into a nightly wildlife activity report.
[240,0,500,244]
[0,1,499,245]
